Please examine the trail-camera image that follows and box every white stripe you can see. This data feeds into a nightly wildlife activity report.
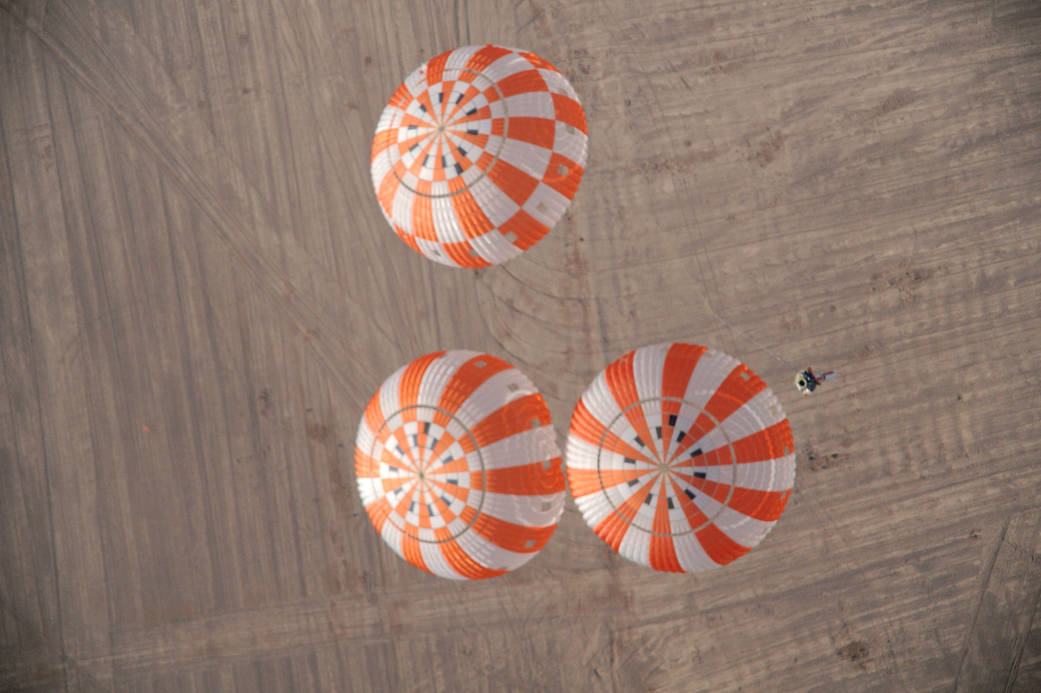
[477,425,559,471]
[732,455,796,492]
[718,388,786,443]
[564,436,602,472]
[472,178,520,227]
[481,50,531,81]
[552,120,588,168]
[711,506,777,548]
[617,522,651,567]
[497,137,552,181]
[682,349,739,410]
[454,529,534,572]
[478,489,565,528]
[502,91,555,119]
[574,492,615,528]
[419,540,464,580]
[672,532,718,572]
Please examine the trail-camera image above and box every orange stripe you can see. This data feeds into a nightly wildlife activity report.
[540,152,583,200]
[398,351,446,410]
[376,170,400,217]
[721,486,792,522]
[508,116,557,148]
[552,93,587,134]
[703,364,767,427]
[465,45,512,72]
[392,223,421,254]
[449,188,495,239]
[432,353,510,423]
[407,138,438,179]
[444,85,481,122]
[416,486,432,529]
[593,510,629,551]
[435,530,507,579]
[469,393,550,449]
[425,50,449,86]
[387,82,412,110]
[568,399,653,463]
[429,477,469,502]
[649,481,683,572]
[442,240,489,267]
[426,436,466,470]
[365,497,393,533]
[354,448,379,479]
[695,523,750,566]
[359,390,383,442]
[500,210,549,250]
[381,476,413,494]
[497,69,547,97]
[371,129,398,161]
[400,533,430,573]
[389,428,418,468]
[669,476,709,531]
[566,467,651,499]
[604,352,656,454]
[731,420,793,463]
[472,513,557,553]
[518,51,559,72]
[659,344,706,459]
[485,159,540,206]
[448,106,492,127]
[484,459,565,495]
[429,489,457,524]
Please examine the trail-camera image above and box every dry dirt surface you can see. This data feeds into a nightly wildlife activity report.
[2,1,1040,691]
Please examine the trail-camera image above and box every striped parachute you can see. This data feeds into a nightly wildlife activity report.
[565,343,796,572]
[355,350,565,579]
[370,44,588,267]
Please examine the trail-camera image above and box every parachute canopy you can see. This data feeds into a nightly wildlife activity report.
[565,342,795,573]
[370,44,588,267]
[355,350,566,579]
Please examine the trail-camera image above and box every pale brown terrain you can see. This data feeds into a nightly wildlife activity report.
[2,0,1040,691]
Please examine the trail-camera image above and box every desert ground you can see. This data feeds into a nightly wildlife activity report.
[2,0,1040,691]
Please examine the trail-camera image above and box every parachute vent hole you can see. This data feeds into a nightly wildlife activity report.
[432,248,442,256]
[541,500,553,511]
[524,539,537,549]
[566,124,576,134]
[530,418,540,429]
[557,164,569,176]
[506,382,520,392]
[468,247,480,257]
[503,231,518,244]
[541,458,552,470]
[740,371,750,381]
[784,446,791,455]
[536,201,547,213]
[474,360,486,368]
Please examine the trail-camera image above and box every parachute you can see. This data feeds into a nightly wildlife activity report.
[354,350,566,579]
[370,44,588,267]
[565,342,796,572]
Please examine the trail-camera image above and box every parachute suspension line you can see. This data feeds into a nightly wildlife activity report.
[649,66,828,382]
[686,216,799,373]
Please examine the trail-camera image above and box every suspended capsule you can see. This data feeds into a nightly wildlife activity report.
[794,367,835,395]
[565,342,796,573]
[355,350,566,579]
[370,44,588,267]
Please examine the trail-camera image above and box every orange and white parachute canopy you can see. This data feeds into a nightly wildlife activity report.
[370,45,588,267]
[566,343,795,573]
[355,350,566,579]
